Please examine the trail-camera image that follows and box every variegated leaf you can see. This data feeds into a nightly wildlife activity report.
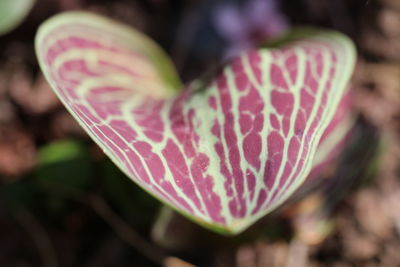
[35,12,356,234]
[309,92,355,180]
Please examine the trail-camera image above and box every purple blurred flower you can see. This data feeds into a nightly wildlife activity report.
[213,0,289,58]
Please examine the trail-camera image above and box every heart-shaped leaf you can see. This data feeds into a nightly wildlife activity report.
[35,12,356,234]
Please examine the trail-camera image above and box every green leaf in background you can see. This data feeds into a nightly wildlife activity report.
[0,0,35,35]
[99,159,159,226]
[35,139,94,190]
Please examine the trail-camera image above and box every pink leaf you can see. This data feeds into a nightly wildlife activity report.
[36,12,356,234]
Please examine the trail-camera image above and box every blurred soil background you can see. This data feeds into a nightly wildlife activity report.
[1,0,400,266]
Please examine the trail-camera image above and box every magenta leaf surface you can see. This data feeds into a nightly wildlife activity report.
[36,12,356,234]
